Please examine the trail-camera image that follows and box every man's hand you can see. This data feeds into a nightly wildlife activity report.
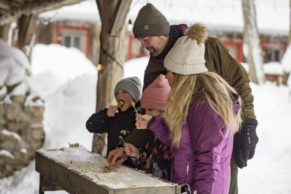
[107,147,127,166]
[106,105,118,117]
[234,119,258,168]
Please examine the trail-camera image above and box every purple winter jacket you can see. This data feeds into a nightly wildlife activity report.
[150,119,193,186]
[149,97,240,194]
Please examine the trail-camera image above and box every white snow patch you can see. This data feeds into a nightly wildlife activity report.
[0,86,7,96]
[20,149,27,154]
[263,62,284,75]
[24,94,44,107]
[281,45,291,72]
[0,129,21,142]
[0,40,31,86]
[0,150,14,159]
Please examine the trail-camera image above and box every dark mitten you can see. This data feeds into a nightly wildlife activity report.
[234,119,258,168]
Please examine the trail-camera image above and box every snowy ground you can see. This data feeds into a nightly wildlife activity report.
[0,44,291,194]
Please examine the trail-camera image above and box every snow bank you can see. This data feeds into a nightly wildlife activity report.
[0,40,30,86]
[263,62,284,75]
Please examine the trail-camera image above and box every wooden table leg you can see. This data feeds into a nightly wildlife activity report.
[39,176,44,194]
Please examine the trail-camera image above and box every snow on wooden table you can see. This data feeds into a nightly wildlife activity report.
[38,147,175,190]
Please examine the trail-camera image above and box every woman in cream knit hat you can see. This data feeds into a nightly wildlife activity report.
[136,24,242,194]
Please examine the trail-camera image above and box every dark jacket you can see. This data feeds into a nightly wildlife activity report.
[144,24,255,120]
[149,97,241,194]
[86,107,136,154]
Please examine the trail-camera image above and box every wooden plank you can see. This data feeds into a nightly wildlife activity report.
[39,176,63,191]
[35,151,110,194]
[35,149,178,194]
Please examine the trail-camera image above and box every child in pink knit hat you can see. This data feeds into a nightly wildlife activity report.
[140,74,171,115]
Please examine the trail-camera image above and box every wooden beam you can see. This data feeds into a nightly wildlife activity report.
[16,14,38,60]
[0,23,11,42]
[110,0,132,36]
[0,1,10,11]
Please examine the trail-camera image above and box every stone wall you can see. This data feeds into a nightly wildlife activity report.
[0,85,45,178]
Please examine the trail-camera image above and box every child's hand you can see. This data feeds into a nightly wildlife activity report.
[124,143,140,158]
[107,147,127,166]
[107,105,118,117]
[135,113,152,129]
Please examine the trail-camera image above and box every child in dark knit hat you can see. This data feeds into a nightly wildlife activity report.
[86,77,142,156]
[107,74,172,180]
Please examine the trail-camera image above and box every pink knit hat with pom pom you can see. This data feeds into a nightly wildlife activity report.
[141,74,171,111]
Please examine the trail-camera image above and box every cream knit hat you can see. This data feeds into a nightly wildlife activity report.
[164,23,209,75]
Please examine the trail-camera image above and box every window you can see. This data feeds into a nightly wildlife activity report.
[60,29,86,53]
[56,25,91,58]
[262,43,284,62]
[64,36,71,47]
[73,37,80,49]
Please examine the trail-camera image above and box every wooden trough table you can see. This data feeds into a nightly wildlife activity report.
[35,147,179,194]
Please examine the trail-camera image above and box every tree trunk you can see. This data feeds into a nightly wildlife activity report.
[289,0,291,43]
[92,0,131,155]
[241,0,264,84]
[281,0,291,85]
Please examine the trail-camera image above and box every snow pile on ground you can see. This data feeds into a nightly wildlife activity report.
[0,40,30,86]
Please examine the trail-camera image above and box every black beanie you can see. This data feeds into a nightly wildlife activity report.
[133,3,170,38]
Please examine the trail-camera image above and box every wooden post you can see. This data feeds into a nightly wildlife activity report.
[16,14,38,61]
[92,0,132,155]
[0,23,11,42]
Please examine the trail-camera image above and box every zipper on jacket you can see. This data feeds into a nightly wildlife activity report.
[184,162,189,182]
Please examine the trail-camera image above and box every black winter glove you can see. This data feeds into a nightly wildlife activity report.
[234,119,258,168]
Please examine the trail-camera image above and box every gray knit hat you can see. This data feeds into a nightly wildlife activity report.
[164,24,209,75]
[133,3,170,38]
[114,77,142,102]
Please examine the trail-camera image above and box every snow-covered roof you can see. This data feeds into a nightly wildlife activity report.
[40,0,99,24]
[40,0,289,36]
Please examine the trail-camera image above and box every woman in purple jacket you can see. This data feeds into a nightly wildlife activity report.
[136,23,242,194]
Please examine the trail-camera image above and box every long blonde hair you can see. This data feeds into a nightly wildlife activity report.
[162,72,242,147]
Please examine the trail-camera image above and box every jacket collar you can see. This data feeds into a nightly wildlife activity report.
[154,24,187,61]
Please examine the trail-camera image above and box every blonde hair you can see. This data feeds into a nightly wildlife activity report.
[162,72,242,147]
